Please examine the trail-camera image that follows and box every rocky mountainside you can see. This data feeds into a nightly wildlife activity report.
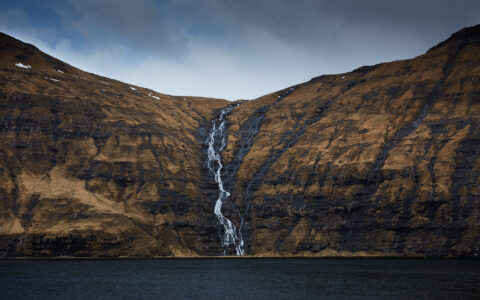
[0,32,228,256]
[0,25,479,257]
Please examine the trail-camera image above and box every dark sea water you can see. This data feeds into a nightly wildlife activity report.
[1,258,479,299]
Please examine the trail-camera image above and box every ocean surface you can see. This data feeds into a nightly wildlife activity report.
[1,258,479,299]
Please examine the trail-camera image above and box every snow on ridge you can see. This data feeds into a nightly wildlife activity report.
[57,69,64,73]
[15,62,31,69]
[44,77,60,82]
[148,93,160,100]
[130,87,137,91]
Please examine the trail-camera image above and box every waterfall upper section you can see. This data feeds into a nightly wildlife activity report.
[206,103,244,255]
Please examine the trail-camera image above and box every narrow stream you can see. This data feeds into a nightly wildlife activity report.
[207,104,244,255]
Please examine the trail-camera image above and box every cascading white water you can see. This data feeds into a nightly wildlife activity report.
[207,105,245,255]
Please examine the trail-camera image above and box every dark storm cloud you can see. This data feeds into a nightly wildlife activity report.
[181,0,480,52]
[59,0,189,57]
[1,0,479,99]
[56,0,480,57]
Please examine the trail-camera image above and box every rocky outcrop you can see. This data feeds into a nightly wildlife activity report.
[0,25,479,257]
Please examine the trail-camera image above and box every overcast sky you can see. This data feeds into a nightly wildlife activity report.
[1,0,479,100]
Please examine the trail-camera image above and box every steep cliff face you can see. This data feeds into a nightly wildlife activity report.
[220,25,480,257]
[0,32,229,256]
[0,25,479,257]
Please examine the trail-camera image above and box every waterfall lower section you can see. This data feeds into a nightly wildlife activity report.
[207,104,245,255]
[206,88,296,256]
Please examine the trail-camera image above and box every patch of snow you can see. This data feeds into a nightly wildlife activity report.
[101,89,106,92]
[44,77,60,82]
[101,81,110,85]
[130,87,137,91]
[342,76,345,80]
[15,62,31,69]
[57,69,64,73]
[148,93,160,100]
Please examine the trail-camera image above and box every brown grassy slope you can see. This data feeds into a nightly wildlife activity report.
[222,25,480,256]
[0,32,229,256]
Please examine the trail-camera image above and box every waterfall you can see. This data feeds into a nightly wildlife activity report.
[207,104,245,255]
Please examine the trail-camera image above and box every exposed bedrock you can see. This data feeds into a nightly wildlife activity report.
[217,25,480,257]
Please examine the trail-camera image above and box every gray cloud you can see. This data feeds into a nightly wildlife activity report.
[58,0,189,57]
[56,0,480,59]
[210,0,480,44]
